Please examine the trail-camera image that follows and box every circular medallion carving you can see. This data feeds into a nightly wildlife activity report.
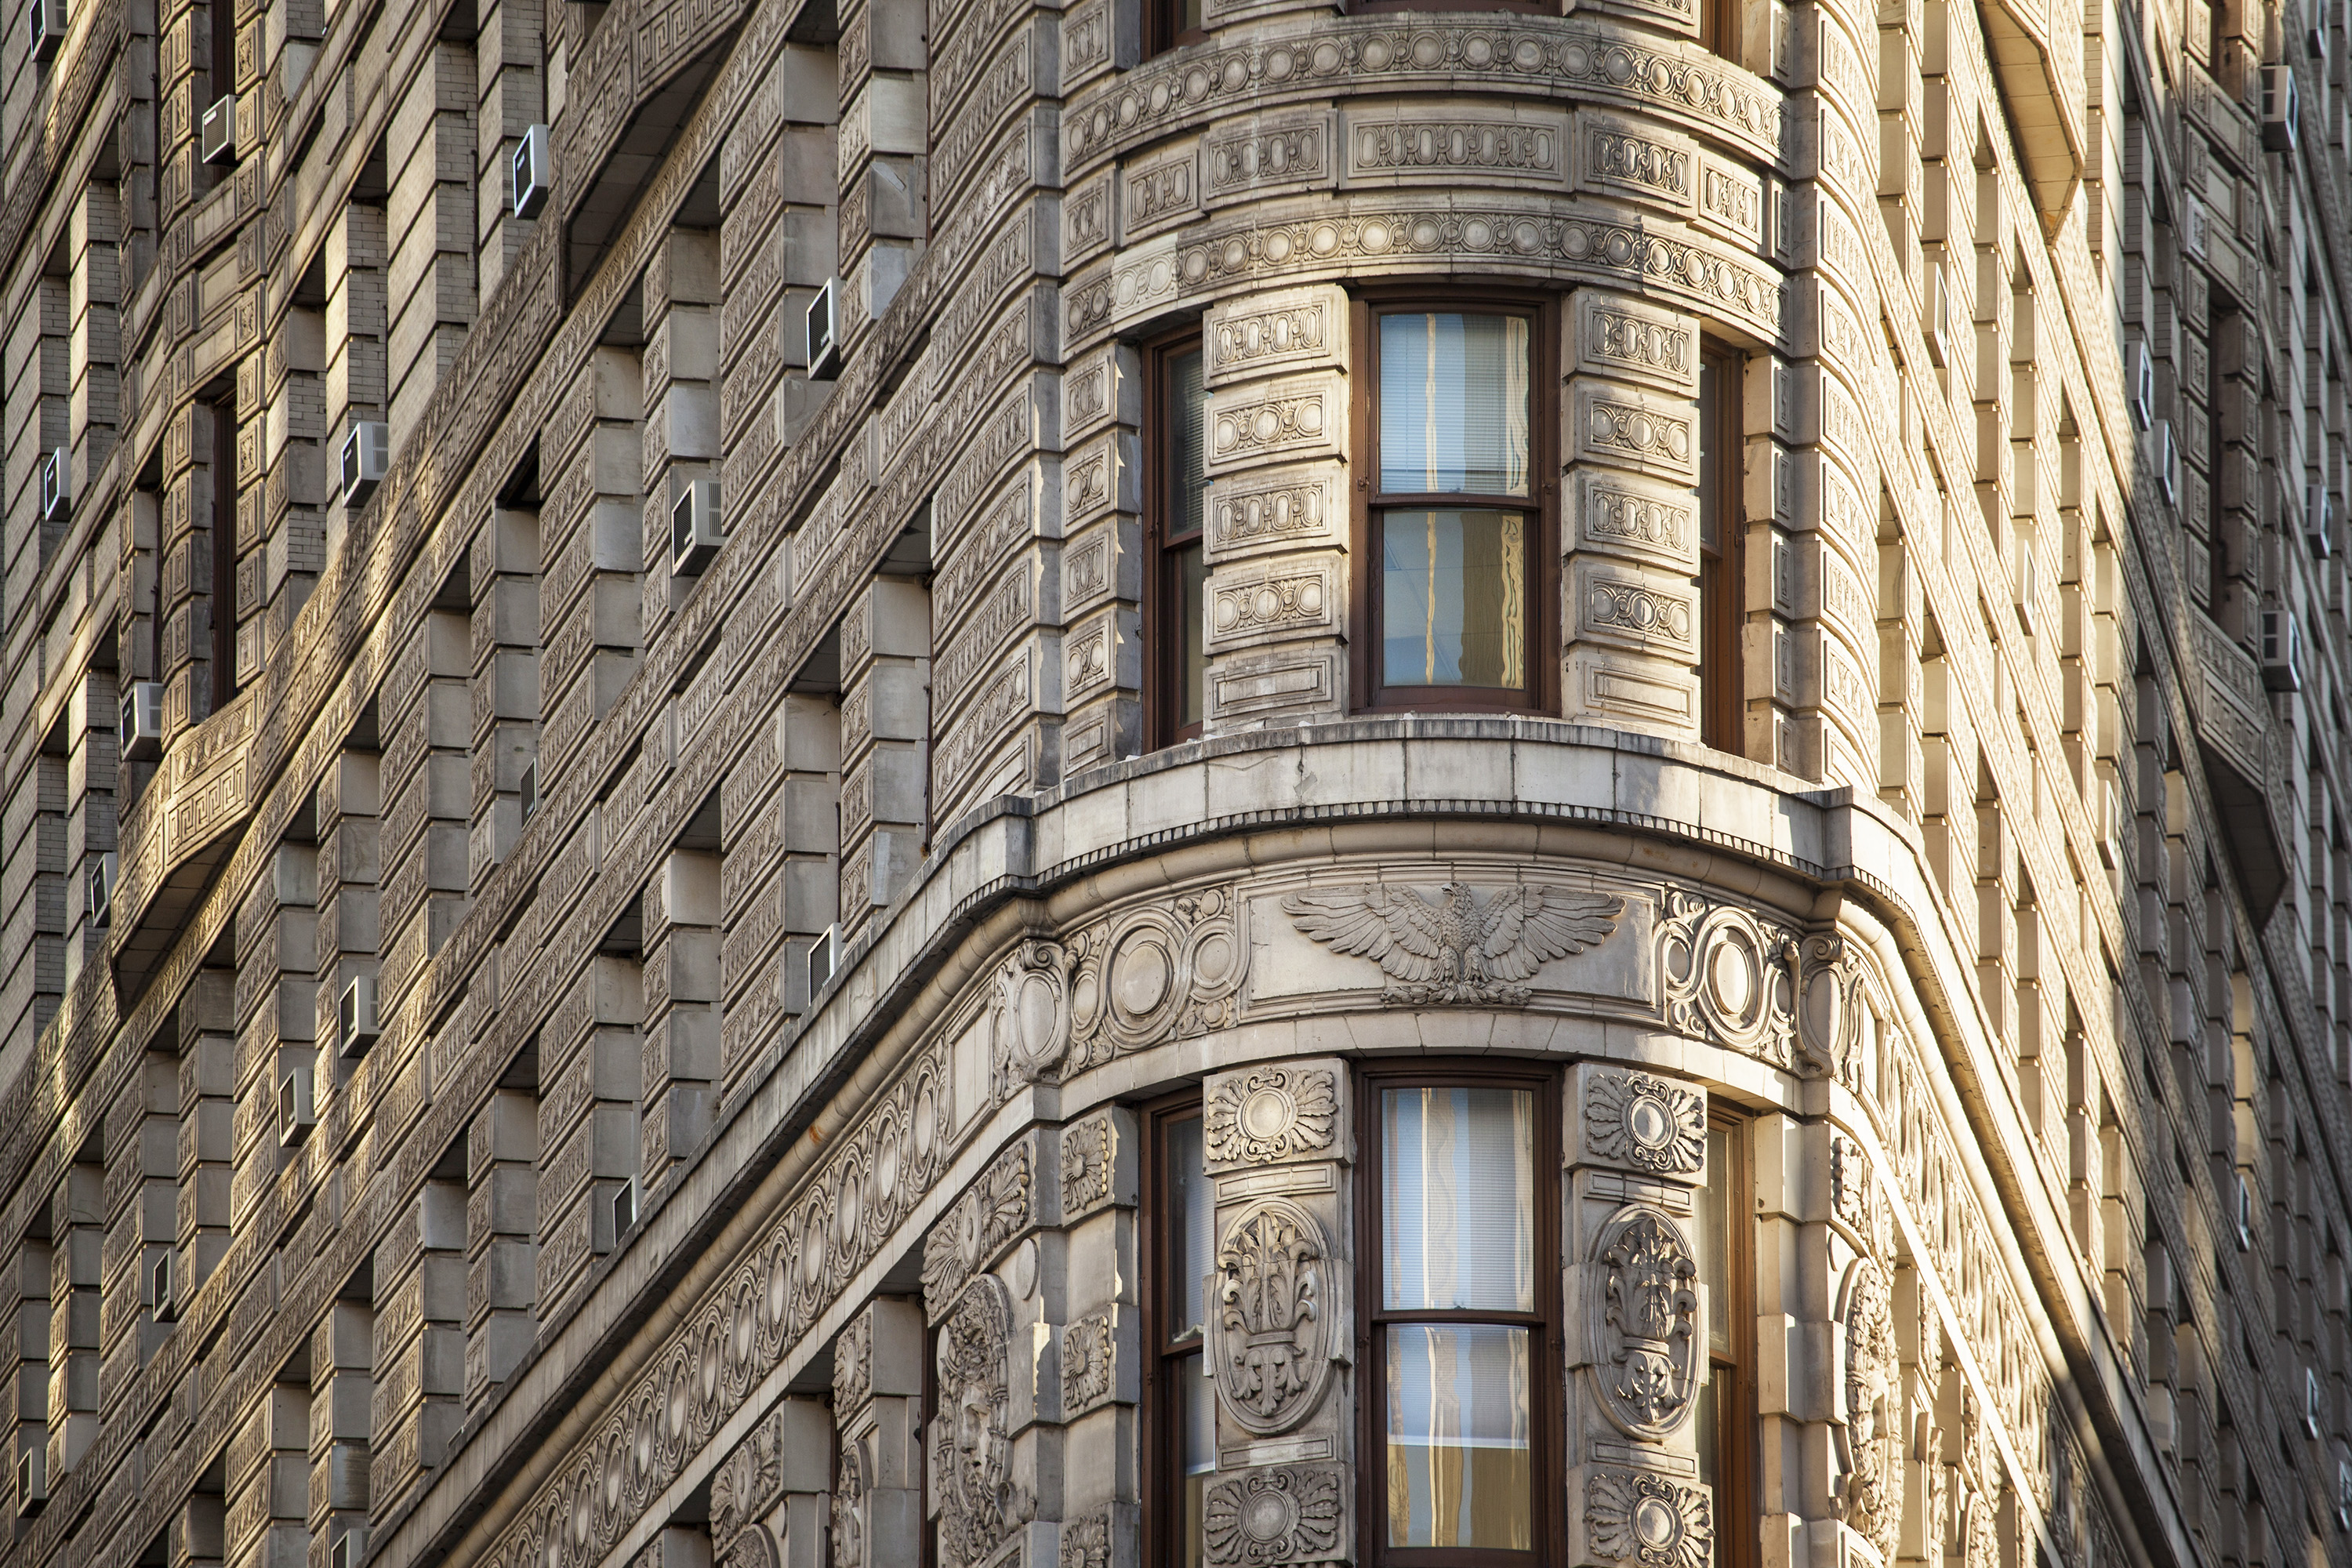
[1210,1196,1336,1436]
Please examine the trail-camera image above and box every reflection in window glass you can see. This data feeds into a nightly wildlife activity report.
[1385,1323,1534,1548]
[1378,313,1533,496]
[1179,1349,1214,1563]
[1381,1087,1535,1312]
[1168,1114,1214,1339]
[1380,509,1526,688]
[1693,1123,1731,1494]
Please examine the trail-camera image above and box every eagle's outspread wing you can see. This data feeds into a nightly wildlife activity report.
[1280,885,1449,984]
[1478,887,1624,981]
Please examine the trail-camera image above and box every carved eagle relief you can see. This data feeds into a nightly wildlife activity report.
[1279,880,1624,1004]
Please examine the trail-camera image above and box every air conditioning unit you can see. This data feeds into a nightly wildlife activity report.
[200,93,235,164]
[807,924,838,996]
[16,1447,44,1518]
[278,1066,315,1145]
[340,422,389,507]
[121,681,165,762]
[338,975,379,1058]
[2234,1174,2255,1250]
[88,851,116,930]
[511,123,551,220]
[1922,261,1951,367]
[330,1526,368,1568]
[40,445,70,523]
[2152,420,2179,505]
[2339,1460,2351,1534]
[2309,484,2334,557]
[805,278,842,379]
[670,480,724,575]
[2127,341,2154,431]
[517,758,539,822]
[2263,64,2300,150]
[2261,606,2304,691]
[2307,1367,2325,1437]
[25,0,63,62]
[611,1179,637,1238]
[150,1250,177,1321]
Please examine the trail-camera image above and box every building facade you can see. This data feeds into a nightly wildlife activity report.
[0,0,2347,1561]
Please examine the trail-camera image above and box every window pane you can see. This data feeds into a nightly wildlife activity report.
[1381,1087,1534,1311]
[1379,509,1526,690]
[1179,1349,1214,1565]
[1694,1126,1730,1358]
[1167,1116,1213,1340]
[1378,312,1531,496]
[1167,347,1208,538]
[1175,539,1205,730]
[1384,1323,1534,1549]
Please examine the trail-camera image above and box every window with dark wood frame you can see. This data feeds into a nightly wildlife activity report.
[1145,333,1209,749]
[1697,0,1741,60]
[1698,343,1744,752]
[1356,1062,1561,1566]
[1146,0,1207,55]
[1142,1095,1215,1568]
[1694,1109,1756,1568]
[1352,293,1559,717]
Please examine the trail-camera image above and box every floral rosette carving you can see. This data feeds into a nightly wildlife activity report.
[1656,891,1800,1069]
[1212,1198,1334,1435]
[1065,887,1248,1070]
[1206,1066,1338,1166]
[933,1276,1034,1568]
[1591,1205,1700,1441]
[1202,1465,1346,1565]
[1837,1258,1901,1564]
[1062,1310,1118,1416]
[1585,1467,1712,1568]
[921,1138,1035,1321]
[1060,1112,1121,1220]
[1584,1069,1705,1176]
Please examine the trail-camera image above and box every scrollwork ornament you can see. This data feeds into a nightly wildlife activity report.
[1837,1259,1901,1565]
[1583,1069,1706,1175]
[1066,887,1249,1069]
[1212,1198,1334,1435]
[1585,1468,1712,1568]
[1202,1465,1346,1565]
[990,938,1073,1094]
[933,1276,1035,1568]
[1797,929,1866,1081]
[1206,1066,1338,1166]
[1656,891,1800,1068]
[1592,1206,1700,1439]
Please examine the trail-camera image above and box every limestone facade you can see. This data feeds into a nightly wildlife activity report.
[0,0,2347,1563]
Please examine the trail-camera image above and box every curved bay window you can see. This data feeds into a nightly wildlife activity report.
[1360,1068,1559,1563]
[1145,1099,1217,1568]
[1354,297,1558,714]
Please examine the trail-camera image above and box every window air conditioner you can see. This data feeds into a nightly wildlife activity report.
[278,1067,315,1145]
[2261,606,2304,691]
[612,1180,637,1238]
[151,1250,176,1321]
[25,0,63,62]
[2309,485,2333,557]
[2308,1368,2325,1437]
[200,93,236,165]
[2127,341,2154,431]
[512,124,552,220]
[2263,64,2300,151]
[121,681,165,762]
[807,924,838,996]
[518,758,539,823]
[88,851,116,930]
[40,446,69,523]
[806,278,842,379]
[337,975,379,1059]
[670,480,724,575]
[330,1526,368,1568]
[2234,1174,2255,1249]
[2152,421,2179,505]
[15,1448,44,1518]
[1922,262,1951,367]
[340,422,389,507]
